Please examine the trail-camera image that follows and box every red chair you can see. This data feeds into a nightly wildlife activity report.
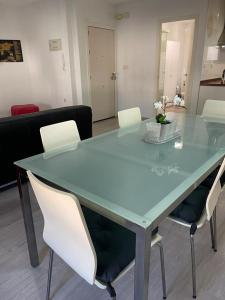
[11,104,40,116]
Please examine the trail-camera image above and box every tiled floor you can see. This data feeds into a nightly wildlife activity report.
[93,117,119,135]
[1,117,225,300]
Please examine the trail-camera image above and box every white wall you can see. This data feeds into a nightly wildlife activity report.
[0,0,211,117]
[0,0,73,117]
[0,0,116,117]
[205,0,225,47]
[202,60,225,80]
[116,0,209,117]
[201,0,225,80]
[0,5,32,116]
[67,0,116,107]
[23,0,73,109]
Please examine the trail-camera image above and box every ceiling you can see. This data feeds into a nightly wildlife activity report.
[106,0,134,4]
[0,0,134,4]
[0,0,39,5]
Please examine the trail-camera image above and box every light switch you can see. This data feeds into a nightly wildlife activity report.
[49,39,62,51]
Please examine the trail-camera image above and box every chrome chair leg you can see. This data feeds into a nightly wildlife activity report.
[158,242,167,299]
[106,282,116,300]
[213,208,217,252]
[210,218,215,250]
[190,225,197,299]
[46,248,54,300]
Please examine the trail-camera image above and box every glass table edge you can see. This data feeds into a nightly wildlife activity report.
[15,150,225,231]
[14,159,152,230]
[144,150,225,224]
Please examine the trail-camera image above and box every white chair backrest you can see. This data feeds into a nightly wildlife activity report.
[27,171,97,285]
[40,120,80,153]
[118,107,141,128]
[206,158,225,220]
[202,100,225,118]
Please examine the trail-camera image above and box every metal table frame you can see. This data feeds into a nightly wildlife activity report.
[16,156,223,300]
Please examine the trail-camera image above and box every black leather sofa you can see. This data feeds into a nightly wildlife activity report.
[0,105,92,188]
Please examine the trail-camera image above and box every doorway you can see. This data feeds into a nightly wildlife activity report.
[88,27,116,122]
[158,19,195,110]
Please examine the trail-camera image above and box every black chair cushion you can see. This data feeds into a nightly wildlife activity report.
[170,185,209,224]
[202,166,225,189]
[82,207,158,284]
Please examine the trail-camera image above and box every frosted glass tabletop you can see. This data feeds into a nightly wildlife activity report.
[15,114,225,228]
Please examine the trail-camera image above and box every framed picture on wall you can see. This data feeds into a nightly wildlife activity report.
[0,40,23,62]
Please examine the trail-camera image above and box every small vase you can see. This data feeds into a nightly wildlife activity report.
[145,120,179,144]
[160,121,177,139]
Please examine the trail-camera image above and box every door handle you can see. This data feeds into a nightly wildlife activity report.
[111,72,117,80]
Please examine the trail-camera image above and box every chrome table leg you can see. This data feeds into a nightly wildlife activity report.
[17,167,39,267]
[158,242,167,299]
[190,224,197,299]
[210,218,215,250]
[134,226,152,300]
[213,208,217,252]
[46,249,54,300]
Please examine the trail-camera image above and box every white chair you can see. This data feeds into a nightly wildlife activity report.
[40,120,80,153]
[202,99,225,118]
[201,99,225,198]
[118,107,141,128]
[27,171,167,300]
[168,158,225,298]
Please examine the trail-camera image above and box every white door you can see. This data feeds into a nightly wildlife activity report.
[164,41,180,100]
[181,20,195,101]
[158,19,196,105]
[88,27,116,122]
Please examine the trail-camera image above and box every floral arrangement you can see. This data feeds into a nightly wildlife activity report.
[153,96,170,124]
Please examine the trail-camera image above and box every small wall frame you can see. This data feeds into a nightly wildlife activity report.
[0,40,23,62]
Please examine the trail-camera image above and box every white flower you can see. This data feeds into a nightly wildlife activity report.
[180,100,185,107]
[162,95,170,103]
[154,101,163,110]
[165,96,170,102]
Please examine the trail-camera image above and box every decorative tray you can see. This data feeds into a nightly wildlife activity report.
[143,129,182,144]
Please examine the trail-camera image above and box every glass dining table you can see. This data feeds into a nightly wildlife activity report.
[15,113,225,300]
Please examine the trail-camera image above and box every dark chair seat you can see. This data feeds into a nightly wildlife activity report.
[82,207,158,284]
[170,185,210,224]
[202,166,225,189]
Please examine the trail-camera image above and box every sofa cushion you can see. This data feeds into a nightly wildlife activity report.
[11,104,39,116]
[82,207,158,284]
[170,185,209,224]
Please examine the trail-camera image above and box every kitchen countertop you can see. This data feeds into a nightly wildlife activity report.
[200,78,225,86]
